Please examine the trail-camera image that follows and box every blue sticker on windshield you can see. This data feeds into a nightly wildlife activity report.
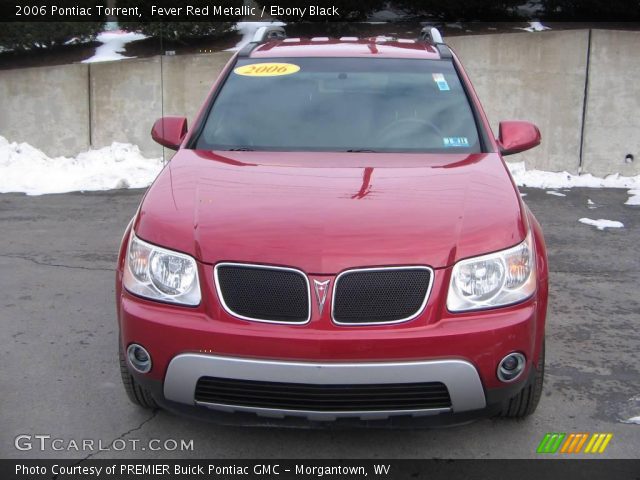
[432,73,450,91]
[443,137,469,147]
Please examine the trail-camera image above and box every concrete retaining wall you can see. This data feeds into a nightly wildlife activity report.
[161,53,231,122]
[90,56,163,157]
[449,30,589,173]
[0,52,233,159]
[582,29,640,177]
[0,30,638,175]
[0,63,90,157]
[160,52,232,160]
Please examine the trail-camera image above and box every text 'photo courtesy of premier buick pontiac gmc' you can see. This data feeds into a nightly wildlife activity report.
[116,26,548,426]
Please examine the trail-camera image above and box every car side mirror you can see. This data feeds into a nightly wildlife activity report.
[497,121,541,156]
[151,116,188,150]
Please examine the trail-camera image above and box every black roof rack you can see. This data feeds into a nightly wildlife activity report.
[237,25,452,59]
[238,25,286,57]
[418,26,452,59]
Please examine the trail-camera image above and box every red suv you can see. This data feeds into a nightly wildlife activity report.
[116,27,548,425]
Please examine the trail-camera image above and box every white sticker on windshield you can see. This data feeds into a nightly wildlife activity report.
[433,73,450,91]
[443,137,469,147]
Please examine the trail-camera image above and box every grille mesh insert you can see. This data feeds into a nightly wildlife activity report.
[216,265,309,323]
[333,268,431,324]
[195,376,451,412]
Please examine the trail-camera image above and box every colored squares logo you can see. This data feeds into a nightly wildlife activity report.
[537,433,565,453]
[560,433,589,453]
[537,433,613,454]
[583,433,613,453]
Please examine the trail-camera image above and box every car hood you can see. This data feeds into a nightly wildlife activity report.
[134,150,526,272]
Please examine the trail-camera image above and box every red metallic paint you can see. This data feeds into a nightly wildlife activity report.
[151,116,188,150]
[498,121,542,156]
[133,151,526,272]
[118,38,548,409]
[119,289,540,389]
[116,208,548,392]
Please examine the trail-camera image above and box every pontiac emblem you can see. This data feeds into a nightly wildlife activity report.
[313,279,330,316]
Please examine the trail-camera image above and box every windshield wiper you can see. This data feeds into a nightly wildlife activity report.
[345,149,378,153]
[225,147,255,151]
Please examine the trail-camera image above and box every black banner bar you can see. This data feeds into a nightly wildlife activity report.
[3,1,358,22]
[1,459,640,480]
[2,0,640,22]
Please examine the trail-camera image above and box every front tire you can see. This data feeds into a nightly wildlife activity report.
[119,343,157,409]
[499,341,545,418]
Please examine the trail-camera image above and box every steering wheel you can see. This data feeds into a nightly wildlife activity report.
[377,118,442,146]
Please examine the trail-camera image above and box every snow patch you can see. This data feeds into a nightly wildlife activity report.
[2,135,639,199]
[517,21,551,32]
[578,218,624,231]
[82,30,147,63]
[367,8,409,22]
[546,191,566,197]
[623,416,640,424]
[619,395,640,424]
[507,162,640,189]
[64,36,92,46]
[618,395,640,425]
[227,21,286,52]
[625,189,640,205]
[0,136,163,196]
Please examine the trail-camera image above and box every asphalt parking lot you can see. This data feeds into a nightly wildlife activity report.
[0,186,638,459]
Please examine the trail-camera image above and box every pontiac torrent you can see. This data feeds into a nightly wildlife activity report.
[116,27,548,425]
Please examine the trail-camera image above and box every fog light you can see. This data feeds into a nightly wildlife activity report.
[127,343,152,373]
[497,352,525,382]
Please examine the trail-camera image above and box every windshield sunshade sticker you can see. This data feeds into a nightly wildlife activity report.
[432,73,450,91]
[443,137,470,147]
[234,63,301,77]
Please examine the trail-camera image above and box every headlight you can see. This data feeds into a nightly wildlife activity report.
[123,233,201,306]
[447,232,536,312]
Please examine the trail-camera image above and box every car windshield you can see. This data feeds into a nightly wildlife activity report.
[194,57,481,153]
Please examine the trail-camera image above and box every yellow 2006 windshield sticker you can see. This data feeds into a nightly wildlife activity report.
[234,63,300,77]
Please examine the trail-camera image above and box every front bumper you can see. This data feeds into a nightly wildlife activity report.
[163,354,486,421]
[130,360,535,427]
[117,263,546,424]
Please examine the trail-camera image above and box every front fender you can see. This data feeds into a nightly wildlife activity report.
[526,206,548,365]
